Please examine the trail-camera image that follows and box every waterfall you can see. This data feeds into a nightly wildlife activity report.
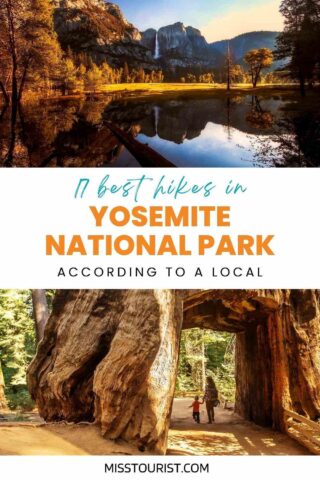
[154,32,160,59]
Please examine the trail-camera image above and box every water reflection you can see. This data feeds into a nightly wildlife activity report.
[0,92,319,167]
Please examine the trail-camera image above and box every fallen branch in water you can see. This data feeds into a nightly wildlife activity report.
[105,122,176,168]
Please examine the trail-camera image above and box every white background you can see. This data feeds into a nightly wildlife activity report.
[1,456,318,479]
[0,168,319,289]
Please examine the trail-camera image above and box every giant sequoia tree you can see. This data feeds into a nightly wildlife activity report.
[275,0,320,95]
[27,289,320,454]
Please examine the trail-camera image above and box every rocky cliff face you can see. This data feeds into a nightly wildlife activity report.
[52,0,156,69]
[51,3,280,74]
[140,27,281,72]
[141,22,218,70]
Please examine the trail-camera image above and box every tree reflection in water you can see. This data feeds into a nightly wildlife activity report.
[252,110,320,167]
[0,92,319,167]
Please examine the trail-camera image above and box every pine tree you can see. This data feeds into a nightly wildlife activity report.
[275,0,320,95]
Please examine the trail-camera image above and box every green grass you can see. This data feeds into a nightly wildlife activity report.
[98,82,302,96]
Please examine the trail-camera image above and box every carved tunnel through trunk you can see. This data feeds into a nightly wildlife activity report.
[183,291,279,429]
[27,290,320,454]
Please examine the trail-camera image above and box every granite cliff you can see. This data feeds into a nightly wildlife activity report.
[52,0,156,69]
[51,2,280,74]
[141,22,219,70]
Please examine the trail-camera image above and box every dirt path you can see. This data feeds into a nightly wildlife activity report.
[0,399,310,455]
[167,398,310,455]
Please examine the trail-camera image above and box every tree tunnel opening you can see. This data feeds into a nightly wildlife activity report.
[175,327,236,408]
[179,291,279,430]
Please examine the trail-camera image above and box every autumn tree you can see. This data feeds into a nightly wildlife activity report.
[86,64,103,92]
[137,68,146,83]
[60,58,82,94]
[0,0,61,104]
[230,64,246,84]
[275,0,320,95]
[186,73,197,83]
[244,48,273,87]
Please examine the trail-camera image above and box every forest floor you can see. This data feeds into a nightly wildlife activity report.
[167,398,309,455]
[0,398,310,456]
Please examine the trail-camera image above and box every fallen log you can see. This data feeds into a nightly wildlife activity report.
[105,122,176,168]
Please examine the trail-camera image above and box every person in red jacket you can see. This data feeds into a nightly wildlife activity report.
[189,395,204,423]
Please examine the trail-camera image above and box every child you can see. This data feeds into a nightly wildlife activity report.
[189,395,204,424]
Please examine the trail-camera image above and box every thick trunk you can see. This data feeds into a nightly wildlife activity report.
[235,323,273,426]
[0,360,7,410]
[32,290,49,343]
[28,290,183,453]
[235,290,320,431]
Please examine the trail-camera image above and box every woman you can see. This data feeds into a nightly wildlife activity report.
[204,376,219,424]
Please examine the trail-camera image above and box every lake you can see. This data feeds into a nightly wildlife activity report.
[0,91,319,167]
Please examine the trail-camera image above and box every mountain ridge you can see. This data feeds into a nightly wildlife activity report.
[51,1,281,72]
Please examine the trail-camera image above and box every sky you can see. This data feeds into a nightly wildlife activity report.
[115,0,284,42]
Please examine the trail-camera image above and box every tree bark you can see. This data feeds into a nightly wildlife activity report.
[0,359,7,410]
[32,290,49,343]
[235,323,273,426]
[28,290,183,453]
[235,290,320,431]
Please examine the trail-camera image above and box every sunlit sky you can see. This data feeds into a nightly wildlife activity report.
[115,0,283,41]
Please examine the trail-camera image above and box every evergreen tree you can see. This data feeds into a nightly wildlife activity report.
[275,0,320,95]
[0,289,54,411]
[0,290,35,409]
[176,328,236,402]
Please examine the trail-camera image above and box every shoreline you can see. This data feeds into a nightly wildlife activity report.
[5,83,311,104]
